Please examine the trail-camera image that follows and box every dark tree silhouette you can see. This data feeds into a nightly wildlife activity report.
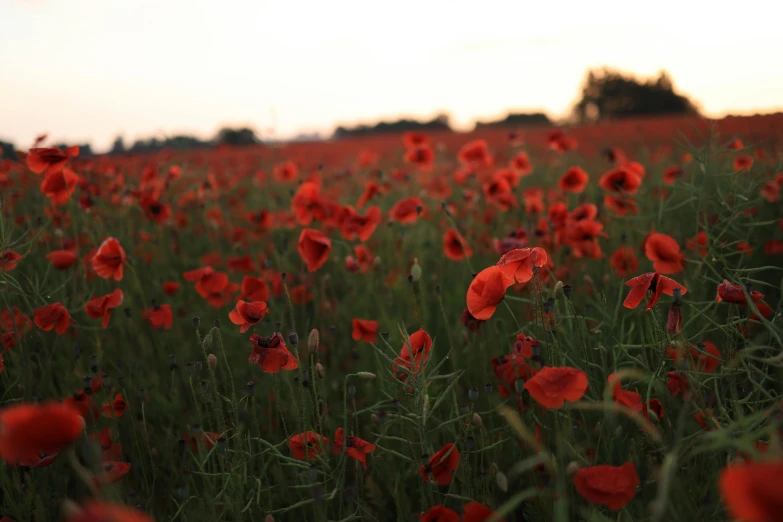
[573,68,699,122]
[474,112,551,130]
[0,141,16,160]
[216,127,259,146]
[333,114,452,139]
[109,136,126,155]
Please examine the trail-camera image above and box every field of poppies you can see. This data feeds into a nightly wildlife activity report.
[1,113,782,522]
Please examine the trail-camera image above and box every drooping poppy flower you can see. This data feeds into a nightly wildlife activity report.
[84,289,124,328]
[462,502,506,522]
[466,266,513,320]
[297,228,332,272]
[26,145,79,175]
[496,247,548,284]
[351,319,378,343]
[46,249,78,270]
[460,308,485,333]
[333,427,376,469]
[524,366,588,409]
[609,247,639,277]
[389,197,424,224]
[288,431,328,460]
[442,229,472,261]
[63,500,154,522]
[40,168,81,206]
[719,460,783,522]
[599,167,642,194]
[419,442,460,486]
[419,505,460,522]
[573,462,639,511]
[101,393,128,418]
[559,166,589,193]
[92,237,126,281]
[142,304,173,330]
[623,272,687,311]
[228,300,269,333]
[644,233,684,274]
[0,401,84,465]
[0,250,22,271]
[716,280,764,304]
[34,303,71,334]
[248,333,299,373]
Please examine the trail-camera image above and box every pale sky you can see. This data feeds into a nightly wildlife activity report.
[1,0,782,151]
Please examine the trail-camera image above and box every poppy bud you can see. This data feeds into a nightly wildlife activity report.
[410,258,422,282]
[514,378,525,394]
[301,370,310,387]
[192,317,200,327]
[346,384,356,400]
[672,288,682,304]
[666,303,683,334]
[265,515,275,522]
[407,274,413,284]
[356,372,376,381]
[308,329,319,353]
[567,461,580,475]
[496,471,508,492]
[371,413,380,424]
[554,280,564,298]
[373,256,382,269]
[315,363,325,379]
[472,412,483,428]
[247,380,256,396]
[288,331,299,346]
[207,354,217,369]
[469,387,479,402]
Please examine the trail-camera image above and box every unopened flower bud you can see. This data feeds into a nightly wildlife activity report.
[207,353,217,369]
[308,329,319,353]
[289,331,299,346]
[315,362,325,379]
[472,412,483,428]
[410,258,422,282]
[265,515,275,522]
[563,284,573,299]
[496,471,508,492]
[356,372,376,381]
[567,461,580,475]
[373,256,382,269]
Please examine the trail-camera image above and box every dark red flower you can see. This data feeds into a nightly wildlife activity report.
[466,266,513,320]
[623,272,687,311]
[248,333,299,373]
[573,462,639,511]
[559,166,589,193]
[524,366,588,409]
[26,146,79,175]
[599,167,642,194]
[351,318,378,343]
[720,460,783,522]
[84,289,124,329]
[460,308,485,333]
[644,233,684,274]
[0,250,22,271]
[496,247,548,284]
[46,249,78,270]
[228,300,269,333]
[420,505,459,522]
[297,228,332,272]
[64,501,153,522]
[34,303,71,334]
[609,247,639,276]
[92,237,126,281]
[389,197,424,224]
[419,442,460,486]
[716,280,764,304]
[462,502,506,522]
[443,228,472,261]
[142,304,173,330]
[288,431,328,460]
[333,427,376,469]
[0,401,84,465]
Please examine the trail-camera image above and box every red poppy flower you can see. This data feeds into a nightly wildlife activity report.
[461,308,485,333]
[443,229,472,261]
[392,329,433,380]
[719,460,783,522]
[686,231,708,257]
[573,462,639,511]
[419,442,460,486]
[603,195,639,216]
[565,219,604,259]
[26,145,79,175]
[140,196,171,224]
[226,255,257,273]
[239,276,269,302]
[716,279,764,304]
[273,160,298,182]
[559,166,589,193]
[85,289,124,328]
[623,272,687,311]
[524,366,588,409]
[34,303,71,334]
[403,132,430,149]
[357,181,383,209]
[733,154,753,172]
[228,300,269,333]
[46,249,78,270]
[64,501,154,522]
[662,165,684,185]
[0,401,84,465]
[458,139,492,168]
[420,505,460,522]
[666,302,683,334]
[248,333,299,373]
[668,342,722,373]
[666,371,690,398]
[404,146,435,170]
[339,205,382,242]
[351,318,378,343]
[162,282,180,296]
[333,427,376,469]
[497,247,548,283]
[466,266,513,320]
[509,152,533,177]
[142,304,173,330]
[288,431,328,460]
[94,460,131,486]
[609,247,639,276]
[462,502,506,522]
[0,250,22,272]
[389,197,424,224]
[297,228,332,272]
[92,237,126,281]
[599,167,642,194]
[100,393,127,418]
[40,168,81,206]
[644,233,684,274]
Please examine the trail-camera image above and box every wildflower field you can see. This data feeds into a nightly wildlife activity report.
[1,113,782,522]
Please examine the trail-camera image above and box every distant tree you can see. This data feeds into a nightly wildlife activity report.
[573,68,699,122]
[474,112,552,130]
[110,136,126,155]
[0,141,16,160]
[333,114,452,139]
[216,127,259,146]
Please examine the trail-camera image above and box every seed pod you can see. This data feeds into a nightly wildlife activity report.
[247,380,256,396]
[289,331,299,346]
[192,317,200,327]
[468,387,479,402]
[346,385,356,400]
